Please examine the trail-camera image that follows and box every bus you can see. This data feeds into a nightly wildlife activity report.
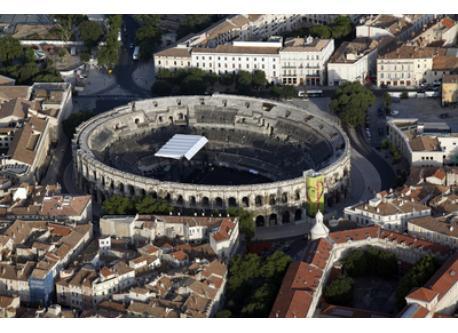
[306,89,324,97]
[132,46,140,61]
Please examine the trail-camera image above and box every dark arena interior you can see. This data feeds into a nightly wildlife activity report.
[103,124,334,186]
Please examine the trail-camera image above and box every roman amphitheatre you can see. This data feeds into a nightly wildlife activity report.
[72,94,351,227]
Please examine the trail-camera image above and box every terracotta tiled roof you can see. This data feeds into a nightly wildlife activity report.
[406,287,439,303]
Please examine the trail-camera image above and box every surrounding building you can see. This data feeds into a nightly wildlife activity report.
[407,17,458,48]
[387,119,458,168]
[376,46,447,88]
[408,215,458,248]
[100,214,239,259]
[442,74,458,106]
[327,37,379,86]
[0,220,93,306]
[155,37,334,86]
[344,190,431,232]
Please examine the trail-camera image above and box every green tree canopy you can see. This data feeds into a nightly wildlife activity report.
[330,81,375,127]
[0,37,22,64]
[309,24,332,39]
[227,207,255,242]
[252,70,267,88]
[79,21,103,48]
[324,276,354,306]
[102,195,136,215]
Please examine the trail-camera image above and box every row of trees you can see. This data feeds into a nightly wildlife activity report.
[152,68,296,99]
[152,68,217,96]
[216,251,292,317]
[0,36,62,84]
[102,195,172,215]
[97,15,122,68]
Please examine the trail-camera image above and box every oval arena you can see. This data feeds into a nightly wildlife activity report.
[72,94,351,227]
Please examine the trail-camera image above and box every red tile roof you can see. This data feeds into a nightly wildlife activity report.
[406,287,439,303]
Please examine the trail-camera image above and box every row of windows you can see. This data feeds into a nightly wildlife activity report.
[379,72,412,79]
[195,56,275,62]
[196,62,272,70]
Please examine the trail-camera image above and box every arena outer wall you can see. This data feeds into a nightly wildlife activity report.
[72,94,351,227]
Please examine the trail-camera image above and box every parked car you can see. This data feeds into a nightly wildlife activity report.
[391,110,399,116]
[439,113,449,119]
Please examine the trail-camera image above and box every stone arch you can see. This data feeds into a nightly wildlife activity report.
[176,195,184,206]
[189,196,197,206]
[201,196,210,207]
[127,184,135,196]
[101,175,105,187]
[139,188,146,197]
[134,118,140,125]
[150,191,158,199]
[295,189,301,201]
[164,193,172,203]
[118,183,125,194]
[92,170,97,181]
[228,197,237,207]
[109,180,115,192]
[177,112,184,120]
[255,195,263,207]
[214,197,224,208]
[282,211,291,224]
[255,215,265,227]
[269,194,276,205]
[269,213,278,225]
[242,196,250,207]
[281,192,288,204]
[294,209,302,221]
[168,116,174,124]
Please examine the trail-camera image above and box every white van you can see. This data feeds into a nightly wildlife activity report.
[132,46,140,61]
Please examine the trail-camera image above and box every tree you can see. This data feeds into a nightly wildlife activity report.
[330,81,375,127]
[0,37,22,64]
[135,196,171,214]
[227,207,255,242]
[395,255,439,309]
[236,70,253,94]
[330,15,353,39]
[151,79,173,96]
[270,85,296,99]
[134,15,161,60]
[222,251,291,317]
[309,24,332,39]
[97,15,122,68]
[53,15,87,41]
[324,276,354,306]
[252,70,267,89]
[79,21,103,48]
[180,75,207,95]
[102,195,136,215]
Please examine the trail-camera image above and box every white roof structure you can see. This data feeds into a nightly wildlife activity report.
[154,134,208,160]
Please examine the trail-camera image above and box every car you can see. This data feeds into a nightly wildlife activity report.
[439,113,449,119]
[391,110,399,116]
[129,43,135,49]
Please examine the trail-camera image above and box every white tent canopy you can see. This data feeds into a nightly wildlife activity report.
[154,134,208,160]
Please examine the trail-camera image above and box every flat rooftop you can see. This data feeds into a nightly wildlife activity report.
[154,134,208,160]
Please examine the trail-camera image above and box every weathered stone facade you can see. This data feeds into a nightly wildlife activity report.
[73,94,351,227]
